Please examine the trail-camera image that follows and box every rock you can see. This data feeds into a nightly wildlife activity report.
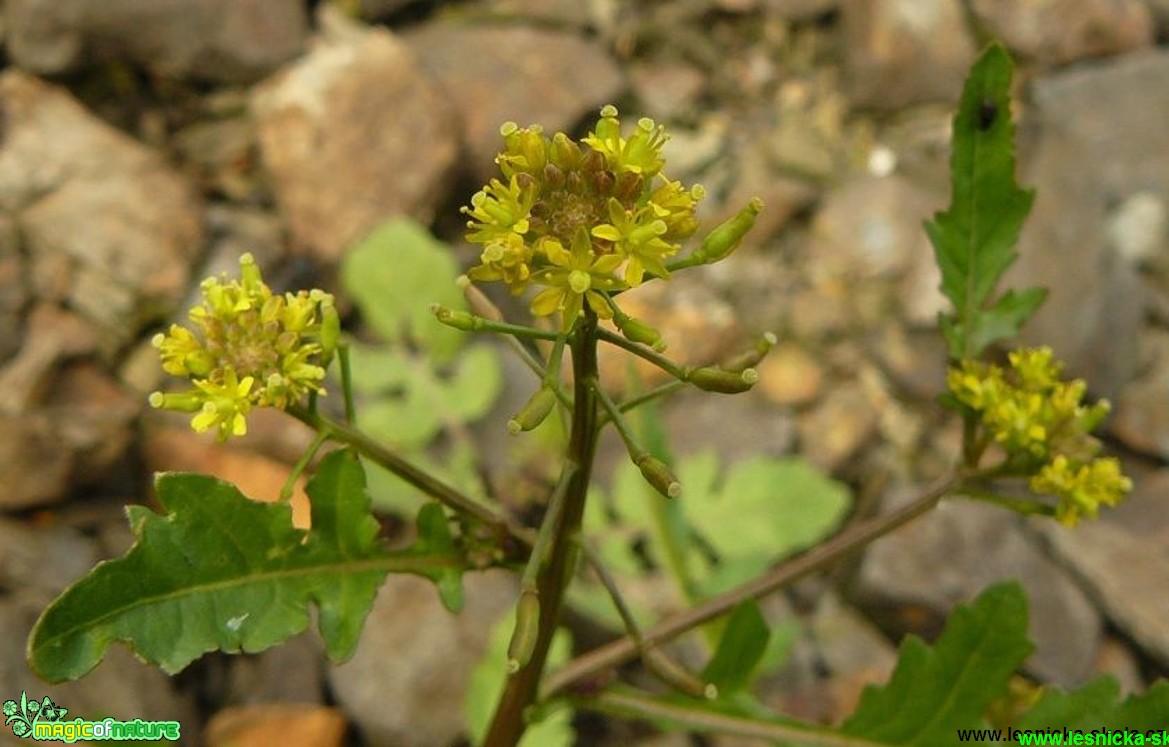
[807,174,939,282]
[328,570,516,747]
[841,0,978,110]
[355,0,415,21]
[760,0,841,22]
[756,342,825,407]
[479,0,599,27]
[252,19,459,262]
[1036,467,1169,668]
[5,0,308,82]
[1012,51,1169,401]
[223,634,326,706]
[629,60,708,122]
[1112,333,1169,458]
[970,0,1153,67]
[0,215,25,363]
[854,495,1103,686]
[0,361,138,510]
[403,22,625,182]
[0,71,204,354]
[663,389,797,462]
[796,381,879,472]
[807,592,897,722]
[206,704,346,747]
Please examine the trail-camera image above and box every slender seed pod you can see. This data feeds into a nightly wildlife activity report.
[687,365,758,394]
[720,331,778,373]
[615,311,666,351]
[634,453,681,499]
[508,385,558,434]
[642,646,718,700]
[431,304,479,332]
[694,198,763,265]
[507,590,541,673]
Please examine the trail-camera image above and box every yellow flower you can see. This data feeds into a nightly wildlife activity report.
[529,228,626,329]
[149,254,338,441]
[1030,455,1132,526]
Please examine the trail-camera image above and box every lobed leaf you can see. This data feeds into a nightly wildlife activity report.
[27,450,464,682]
[842,582,1034,745]
[925,43,1046,359]
[1018,676,1169,731]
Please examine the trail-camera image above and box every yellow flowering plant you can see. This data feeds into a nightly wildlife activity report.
[28,44,1150,747]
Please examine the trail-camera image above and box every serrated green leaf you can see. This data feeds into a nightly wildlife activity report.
[842,582,1034,745]
[926,43,1042,359]
[413,502,465,613]
[1019,676,1169,731]
[341,216,467,361]
[701,601,770,695]
[27,450,465,682]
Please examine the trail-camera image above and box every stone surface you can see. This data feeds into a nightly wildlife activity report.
[205,704,346,747]
[855,496,1103,685]
[328,570,516,747]
[841,0,978,110]
[0,71,204,354]
[404,23,625,181]
[5,0,308,82]
[796,381,879,473]
[252,20,459,262]
[1012,50,1169,401]
[1036,467,1169,668]
[971,0,1153,66]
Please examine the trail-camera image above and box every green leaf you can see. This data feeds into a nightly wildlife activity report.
[341,216,467,361]
[925,43,1045,359]
[1018,676,1169,731]
[680,453,850,595]
[27,450,465,682]
[842,582,1034,745]
[701,601,770,695]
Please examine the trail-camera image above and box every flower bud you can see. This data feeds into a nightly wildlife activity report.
[694,198,763,265]
[507,590,540,672]
[635,453,681,499]
[318,297,340,364]
[687,366,758,394]
[508,385,558,434]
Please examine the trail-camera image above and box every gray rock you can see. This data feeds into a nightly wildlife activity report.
[0,71,203,355]
[403,23,625,182]
[841,0,978,110]
[0,215,25,364]
[855,494,1102,686]
[1012,51,1169,401]
[5,0,309,82]
[760,0,841,22]
[971,0,1153,67]
[252,20,459,262]
[329,570,517,747]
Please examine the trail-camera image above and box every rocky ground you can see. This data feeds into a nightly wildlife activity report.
[2,1,1169,745]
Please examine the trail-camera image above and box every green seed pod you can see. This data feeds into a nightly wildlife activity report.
[508,385,558,434]
[720,331,778,373]
[431,304,479,332]
[318,297,341,365]
[507,590,541,673]
[643,647,717,700]
[635,453,681,499]
[615,311,665,352]
[688,366,757,394]
[695,198,763,265]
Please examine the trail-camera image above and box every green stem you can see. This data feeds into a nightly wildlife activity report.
[541,467,961,698]
[484,312,603,746]
[286,405,511,537]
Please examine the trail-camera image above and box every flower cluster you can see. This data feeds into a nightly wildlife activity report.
[462,105,705,330]
[149,254,339,441]
[947,347,1131,525]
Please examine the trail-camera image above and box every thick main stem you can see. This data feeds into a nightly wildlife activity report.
[484,314,601,746]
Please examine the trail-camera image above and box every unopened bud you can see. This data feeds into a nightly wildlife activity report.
[688,366,758,394]
[635,453,681,499]
[507,590,540,672]
[508,385,558,434]
[695,198,763,265]
[319,298,341,364]
[149,390,203,413]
